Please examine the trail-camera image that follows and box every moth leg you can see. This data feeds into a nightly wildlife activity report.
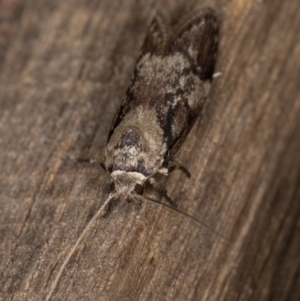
[76,158,98,164]
[157,167,169,176]
[213,71,222,78]
[148,178,178,209]
[76,157,106,172]
[130,193,143,205]
[168,160,191,178]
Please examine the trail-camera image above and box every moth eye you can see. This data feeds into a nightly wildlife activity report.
[134,183,144,195]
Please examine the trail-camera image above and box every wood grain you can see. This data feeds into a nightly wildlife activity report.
[0,0,299,300]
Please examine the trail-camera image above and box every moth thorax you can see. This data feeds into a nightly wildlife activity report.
[111,170,147,198]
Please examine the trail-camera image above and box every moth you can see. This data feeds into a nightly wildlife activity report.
[45,9,220,300]
[104,7,219,207]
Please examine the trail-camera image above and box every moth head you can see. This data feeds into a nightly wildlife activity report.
[111,170,146,199]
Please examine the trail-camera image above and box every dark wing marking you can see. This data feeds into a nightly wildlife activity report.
[168,7,219,80]
[165,8,219,159]
[107,13,171,142]
[141,12,170,55]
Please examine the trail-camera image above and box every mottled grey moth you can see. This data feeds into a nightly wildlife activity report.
[104,7,219,208]
[46,8,219,300]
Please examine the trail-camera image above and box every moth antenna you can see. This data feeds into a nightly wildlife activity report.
[45,193,115,301]
[134,194,230,241]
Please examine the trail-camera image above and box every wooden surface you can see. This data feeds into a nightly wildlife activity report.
[0,0,299,300]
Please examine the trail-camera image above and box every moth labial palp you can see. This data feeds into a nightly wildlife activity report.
[103,7,219,216]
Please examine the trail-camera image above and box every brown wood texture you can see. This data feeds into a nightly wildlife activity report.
[0,0,299,300]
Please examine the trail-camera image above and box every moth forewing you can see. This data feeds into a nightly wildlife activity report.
[141,12,170,55]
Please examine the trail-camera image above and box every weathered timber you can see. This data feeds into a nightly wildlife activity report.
[0,0,299,300]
